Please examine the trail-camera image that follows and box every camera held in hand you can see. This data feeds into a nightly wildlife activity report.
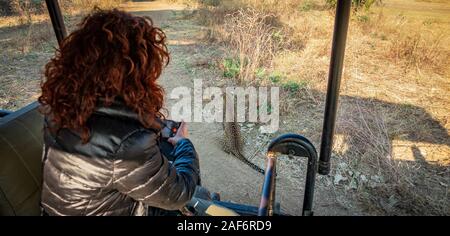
[159,119,181,161]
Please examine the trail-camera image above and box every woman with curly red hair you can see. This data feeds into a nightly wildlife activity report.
[39,9,200,216]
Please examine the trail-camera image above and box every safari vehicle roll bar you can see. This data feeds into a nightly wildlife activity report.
[258,1,352,215]
[319,0,352,175]
[45,0,67,45]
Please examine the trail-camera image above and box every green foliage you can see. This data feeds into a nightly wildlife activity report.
[255,68,266,80]
[400,103,415,111]
[282,81,300,92]
[299,0,315,12]
[282,80,308,93]
[198,0,220,7]
[223,58,241,78]
[271,30,286,46]
[324,0,379,11]
[268,72,282,83]
[356,14,370,23]
[354,0,378,10]
[253,69,285,84]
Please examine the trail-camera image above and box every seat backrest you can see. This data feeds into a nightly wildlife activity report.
[0,102,43,216]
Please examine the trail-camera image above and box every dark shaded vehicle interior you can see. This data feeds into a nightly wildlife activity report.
[0,102,43,215]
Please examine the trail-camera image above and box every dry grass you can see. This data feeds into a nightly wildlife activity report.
[388,31,448,73]
[61,0,127,15]
[0,0,126,110]
[335,100,449,215]
[0,0,126,53]
[219,9,279,84]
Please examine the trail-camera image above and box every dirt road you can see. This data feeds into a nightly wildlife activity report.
[121,1,361,216]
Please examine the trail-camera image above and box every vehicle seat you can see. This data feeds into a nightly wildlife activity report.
[0,102,43,216]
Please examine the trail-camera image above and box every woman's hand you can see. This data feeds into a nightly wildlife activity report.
[168,121,188,146]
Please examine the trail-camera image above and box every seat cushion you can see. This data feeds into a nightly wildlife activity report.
[0,102,43,216]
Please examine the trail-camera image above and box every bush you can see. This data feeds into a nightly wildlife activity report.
[0,1,11,15]
[221,9,280,84]
[199,0,220,7]
[0,0,126,17]
[325,0,379,11]
[282,80,307,93]
[356,14,370,23]
[268,72,282,83]
[222,58,241,78]
[255,68,266,80]
[299,0,316,12]
[0,0,45,16]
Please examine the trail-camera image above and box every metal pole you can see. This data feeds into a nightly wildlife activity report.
[258,154,277,216]
[45,0,67,45]
[301,152,317,216]
[318,0,351,175]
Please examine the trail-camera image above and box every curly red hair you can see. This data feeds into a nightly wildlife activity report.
[39,9,169,142]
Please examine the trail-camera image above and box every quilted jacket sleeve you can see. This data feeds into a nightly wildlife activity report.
[114,135,200,211]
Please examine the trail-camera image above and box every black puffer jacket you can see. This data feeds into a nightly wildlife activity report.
[41,101,200,216]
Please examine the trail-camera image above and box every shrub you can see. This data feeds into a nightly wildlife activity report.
[299,0,315,12]
[268,72,282,83]
[221,9,280,84]
[199,0,220,7]
[325,0,379,11]
[0,0,45,16]
[222,58,241,78]
[282,80,307,93]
